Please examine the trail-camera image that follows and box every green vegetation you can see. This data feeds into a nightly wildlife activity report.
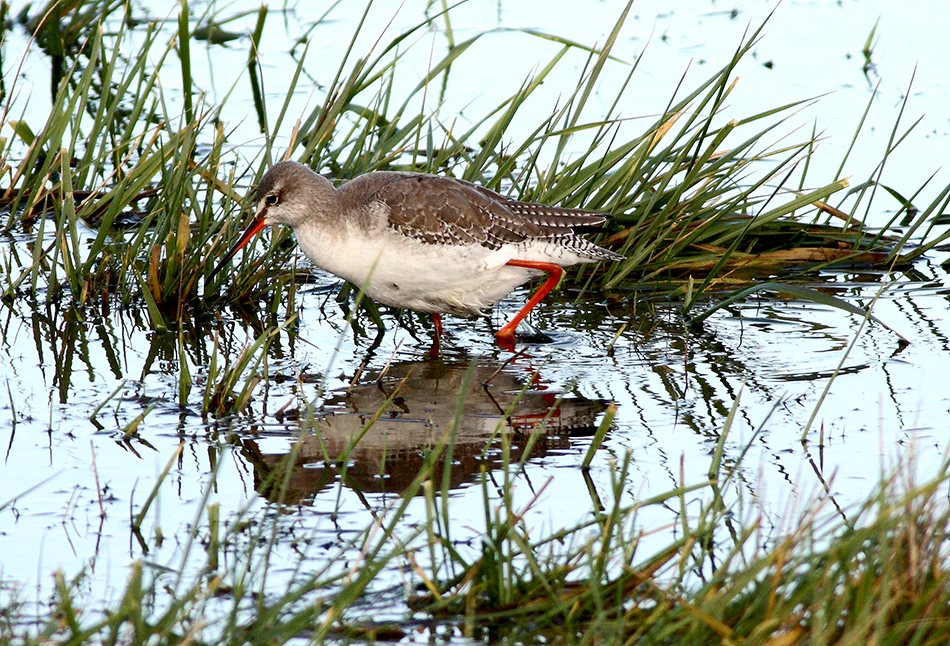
[1,0,949,644]
[5,407,950,644]
[2,0,945,325]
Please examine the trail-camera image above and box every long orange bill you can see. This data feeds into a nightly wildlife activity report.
[207,215,267,280]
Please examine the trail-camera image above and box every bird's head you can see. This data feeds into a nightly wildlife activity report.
[207,161,331,280]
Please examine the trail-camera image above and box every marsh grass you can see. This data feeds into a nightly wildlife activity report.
[6,398,950,645]
[1,0,944,334]
[3,0,950,643]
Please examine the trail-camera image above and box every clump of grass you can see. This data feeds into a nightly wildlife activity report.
[1,0,944,338]
[1,8,221,322]
[397,430,950,644]
[5,399,950,644]
[201,315,295,416]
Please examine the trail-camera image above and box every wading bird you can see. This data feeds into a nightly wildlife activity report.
[209,161,622,351]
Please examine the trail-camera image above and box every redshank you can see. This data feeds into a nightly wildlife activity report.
[209,161,623,350]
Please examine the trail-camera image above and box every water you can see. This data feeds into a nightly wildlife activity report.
[2,0,950,635]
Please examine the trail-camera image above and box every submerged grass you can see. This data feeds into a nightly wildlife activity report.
[5,402,950,645]
[1,0,950,644]
[407,452,950,645]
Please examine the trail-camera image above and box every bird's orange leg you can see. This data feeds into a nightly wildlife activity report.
[495,260,563,351]
[428,312,443,357]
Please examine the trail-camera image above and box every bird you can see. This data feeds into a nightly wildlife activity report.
[208,161,623,351]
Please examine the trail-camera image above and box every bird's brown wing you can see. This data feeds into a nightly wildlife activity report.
[341,172,610,250]
[478,189,611,231]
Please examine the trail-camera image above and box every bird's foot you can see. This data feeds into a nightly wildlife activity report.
[495,320,553,352]
[495,329,517,352]
[427,312,444,358]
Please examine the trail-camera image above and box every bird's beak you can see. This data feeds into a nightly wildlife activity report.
[208,213,268,281]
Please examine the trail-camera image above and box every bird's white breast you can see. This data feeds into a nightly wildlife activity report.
[291,217,546,316]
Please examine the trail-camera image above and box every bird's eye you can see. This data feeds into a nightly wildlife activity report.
[265,194,279,206]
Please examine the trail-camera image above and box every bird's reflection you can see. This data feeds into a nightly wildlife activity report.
[240,357,611,504]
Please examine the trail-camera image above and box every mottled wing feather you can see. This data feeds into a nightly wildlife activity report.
[487,192,611,230]
[548,233,624,261]
[342,171,621,260]
[468,183,624,261]
[366,174,544,249]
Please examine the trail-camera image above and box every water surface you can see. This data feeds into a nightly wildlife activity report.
[1,0,949,632]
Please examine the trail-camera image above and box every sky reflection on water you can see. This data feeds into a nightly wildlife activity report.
[1,0,949,624]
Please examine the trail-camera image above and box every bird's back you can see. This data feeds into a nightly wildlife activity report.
[336,171,621,262]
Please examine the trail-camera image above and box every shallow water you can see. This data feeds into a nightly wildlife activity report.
[2,0,950,636]
[3,260,949,615]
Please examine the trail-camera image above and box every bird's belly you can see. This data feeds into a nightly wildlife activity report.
[366,260,537,315]
[295,228,540,315]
